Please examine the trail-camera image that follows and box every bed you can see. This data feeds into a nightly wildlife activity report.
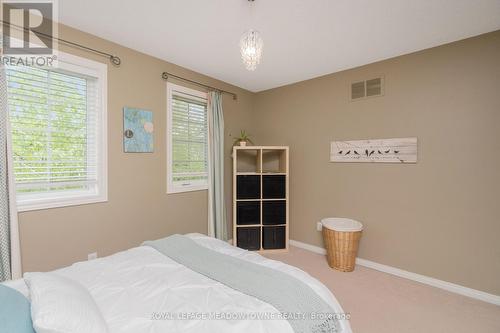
[2,233,352,333]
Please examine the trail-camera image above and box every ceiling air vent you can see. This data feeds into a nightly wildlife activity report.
[350,76,384,101]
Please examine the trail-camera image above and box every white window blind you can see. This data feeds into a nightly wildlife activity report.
[167,83,208,193]
[5,54,107,211]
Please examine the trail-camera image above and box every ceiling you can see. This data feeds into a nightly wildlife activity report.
[58,0,500,92]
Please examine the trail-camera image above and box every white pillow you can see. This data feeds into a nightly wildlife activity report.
[24,272,108,333]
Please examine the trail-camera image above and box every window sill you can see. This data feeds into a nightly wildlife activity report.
[167,185,208,194]
[17,195,108,212]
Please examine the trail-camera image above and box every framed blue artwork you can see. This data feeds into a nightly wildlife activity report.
[123,107,154,153]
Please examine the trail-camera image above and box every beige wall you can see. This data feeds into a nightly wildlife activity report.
[17,23,500,296]
[18,23,256,272]
[253,31,500,295]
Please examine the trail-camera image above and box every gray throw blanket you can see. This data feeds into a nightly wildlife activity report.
[143,234,338,333]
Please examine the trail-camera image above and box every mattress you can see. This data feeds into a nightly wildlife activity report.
[4,233,352,333]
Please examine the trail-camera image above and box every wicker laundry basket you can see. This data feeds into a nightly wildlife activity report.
[322,218,363,272]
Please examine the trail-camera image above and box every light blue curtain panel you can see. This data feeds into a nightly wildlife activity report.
[0,66,12,282]
[207,91,227,240]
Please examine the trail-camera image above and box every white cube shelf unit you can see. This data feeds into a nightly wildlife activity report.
[232,146,289,253]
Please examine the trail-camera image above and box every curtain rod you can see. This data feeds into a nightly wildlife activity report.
[162,72,237,100]
[1,20,121,66]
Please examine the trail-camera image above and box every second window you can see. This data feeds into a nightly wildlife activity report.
[166,83,208,193]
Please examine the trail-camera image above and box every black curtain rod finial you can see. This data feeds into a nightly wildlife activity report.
[110,55,121,66]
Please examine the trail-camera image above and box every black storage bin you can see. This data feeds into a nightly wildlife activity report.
[237,227,261,251]
[262,226,286,249]
[237,201,260,225]
[237,175,261,199]
[262,175,286,199]
[262,200,286,225]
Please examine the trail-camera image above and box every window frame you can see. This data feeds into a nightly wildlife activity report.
[8,51,108,212]
[166,82,209,194]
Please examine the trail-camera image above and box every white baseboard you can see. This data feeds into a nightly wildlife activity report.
[290,239,327,255]
[289,239,500,306]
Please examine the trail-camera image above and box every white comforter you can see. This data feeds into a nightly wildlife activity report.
[5,233,352,333]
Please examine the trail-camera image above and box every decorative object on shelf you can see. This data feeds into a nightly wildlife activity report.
[330,137,417,163]
[123,107,154,153]
[232,130,254,147]
[240,0,263,71]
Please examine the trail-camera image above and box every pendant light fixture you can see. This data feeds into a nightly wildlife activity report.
[240,0,263,71]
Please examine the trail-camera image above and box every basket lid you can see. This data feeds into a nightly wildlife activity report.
[321,218,363,232]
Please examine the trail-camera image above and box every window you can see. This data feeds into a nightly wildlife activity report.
[6,52,107,211]
[166,83,208,193]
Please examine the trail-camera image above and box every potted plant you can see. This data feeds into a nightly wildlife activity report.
[233,130,254,147]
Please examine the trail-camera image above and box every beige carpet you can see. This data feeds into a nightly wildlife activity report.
[265,246,500,333]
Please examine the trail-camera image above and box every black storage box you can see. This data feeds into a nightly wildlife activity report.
[262,200,286,225]
[237,201,261,225]
[262,175,286,199]
[237,175,261,199]
[262,226,286,249]
[237,227,261,250]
